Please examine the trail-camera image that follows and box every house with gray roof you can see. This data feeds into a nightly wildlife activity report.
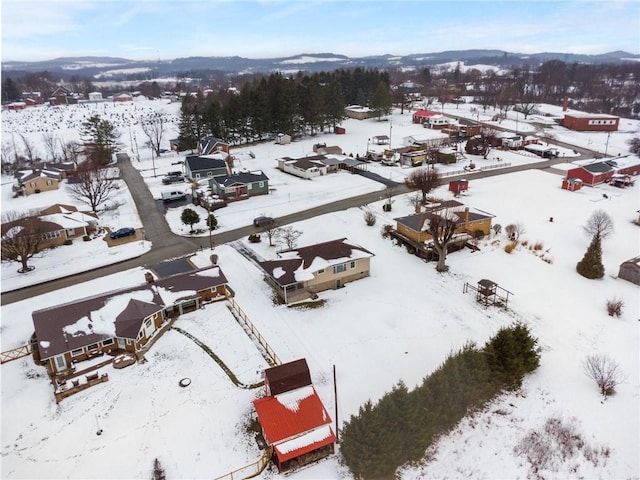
[197,136,229,155]
[209,170,269,200]
[185,154,230,181]
[258,238,374,304]
[32,265,229,375]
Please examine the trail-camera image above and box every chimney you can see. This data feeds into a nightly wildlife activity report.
[464,207,469,223]
[562,96,568,112]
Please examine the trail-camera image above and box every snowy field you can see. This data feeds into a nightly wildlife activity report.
[1,96,639,479]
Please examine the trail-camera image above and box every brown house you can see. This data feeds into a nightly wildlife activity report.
[32,265,229,375]
[258,238,375,304]
[394,200,494,244]
[1,205,98,249]
[197,136,230,155]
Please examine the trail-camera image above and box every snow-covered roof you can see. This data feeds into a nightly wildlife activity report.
[258,238,374,286]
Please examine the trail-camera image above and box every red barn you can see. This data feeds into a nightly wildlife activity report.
[562,113,619,132]
[565,162,615,186]
[253,359,336,472]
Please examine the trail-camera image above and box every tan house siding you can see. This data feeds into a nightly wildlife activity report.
[307,257,371,292]
[24,177,59,195]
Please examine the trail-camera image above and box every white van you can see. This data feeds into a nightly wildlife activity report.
[161,190,187,202]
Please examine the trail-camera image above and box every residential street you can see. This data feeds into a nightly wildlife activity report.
[0,144,588,305]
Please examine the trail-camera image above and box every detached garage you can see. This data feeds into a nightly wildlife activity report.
[562,113,619,132]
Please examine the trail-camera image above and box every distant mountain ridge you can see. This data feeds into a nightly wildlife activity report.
[3,50,639,81]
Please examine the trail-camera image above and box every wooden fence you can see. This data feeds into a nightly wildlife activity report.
[225,291,280,367]
[213,446,272,480]
[0,343,34,364]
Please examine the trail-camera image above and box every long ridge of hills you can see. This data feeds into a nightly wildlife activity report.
[3,50,639,81]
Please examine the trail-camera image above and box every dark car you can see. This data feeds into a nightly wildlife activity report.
[109,227,136,239]
[162,174,185,185]
[253,216,274,228]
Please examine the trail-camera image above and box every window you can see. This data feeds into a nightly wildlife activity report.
[145,319,153,329]
[71,348,84,357]
[333,263,346,274]
[247,183,252,190]
[126,339,132,345]
[259,181,264,188]
[102,338,114,346]
[137,330,144,340]
[207,171,213,177]
[350,260,356,269]
[195,173,201,179]
[46,180,53,186]
[317,268,325,274]
[30,182,36,188]
[87,343,99,352]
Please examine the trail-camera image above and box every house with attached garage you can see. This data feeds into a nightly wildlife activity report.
[277,155,328,179]
[1,205,98,249]
[394,200,495,245]
[32,265,229,376]
[253,358,336,472]
[184,154,231,181]
[258,238,374,304]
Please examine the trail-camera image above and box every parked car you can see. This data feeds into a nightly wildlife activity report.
[253,216,274,228]
[162,173,185,184]
[161,190,187,202]
[109,227,136,239]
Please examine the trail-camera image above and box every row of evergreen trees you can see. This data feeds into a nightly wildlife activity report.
[339,323,540,478]
[176,68,393,151]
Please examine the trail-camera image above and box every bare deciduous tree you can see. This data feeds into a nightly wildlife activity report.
[68,162,119,214]
[42,132,58,162]
[492,223,502,236]
[583,354,626,398]
[426,209,459,272]
[363,210,376,226]
[18,132,38,164]
[583,209,614,240]
[59,138,82,165]
[140,111,167,157]
[406,193,423,211]
[278,226,303,250]
[505,222,525,241]
[1,210,46,273]
[404,167,441,205]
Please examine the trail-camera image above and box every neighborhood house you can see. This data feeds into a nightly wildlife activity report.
[32,265,229,375]
[209,170,270,201]
[394,200,495,245]
[184,154,231,181]
[258,238,374,304]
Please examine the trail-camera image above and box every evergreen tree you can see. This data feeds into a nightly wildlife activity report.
[576,234,605,279]
[2,77,21,102]
[323,80,346,129]
[484,323,540,389]
[81,115,119,165]
[370,81,393,120]
[177,94,198,152]
[181,208,200,233]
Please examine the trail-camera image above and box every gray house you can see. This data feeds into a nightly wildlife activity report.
[184,154,230,181]
[210,170,270,200]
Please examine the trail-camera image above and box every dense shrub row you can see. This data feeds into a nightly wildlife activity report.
[340,323,540,479]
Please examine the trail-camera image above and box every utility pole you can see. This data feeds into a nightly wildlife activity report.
[605,131,611,157]
[333,364,339,443]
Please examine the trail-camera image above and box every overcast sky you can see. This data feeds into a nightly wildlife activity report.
[2,0,639,62]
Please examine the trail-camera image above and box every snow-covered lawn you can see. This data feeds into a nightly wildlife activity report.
[2,166,638,479]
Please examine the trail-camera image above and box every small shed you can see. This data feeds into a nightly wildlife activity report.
[371,135,389,145]
[562,178,583,191]
[449,179,469,195]
[334,126,346,134]
[276,133,291,145]
[618,256,640,286]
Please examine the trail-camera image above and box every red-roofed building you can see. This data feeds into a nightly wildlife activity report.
[253,359,336,472]
[412,109,440,124]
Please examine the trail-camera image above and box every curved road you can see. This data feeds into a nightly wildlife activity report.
[1,144,589,305]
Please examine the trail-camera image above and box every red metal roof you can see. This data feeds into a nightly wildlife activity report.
[273,425,336,463]
[253,386,332,445]
[413,110,440,117]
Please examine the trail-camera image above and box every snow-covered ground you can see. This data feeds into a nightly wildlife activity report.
[1,98,639,479]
